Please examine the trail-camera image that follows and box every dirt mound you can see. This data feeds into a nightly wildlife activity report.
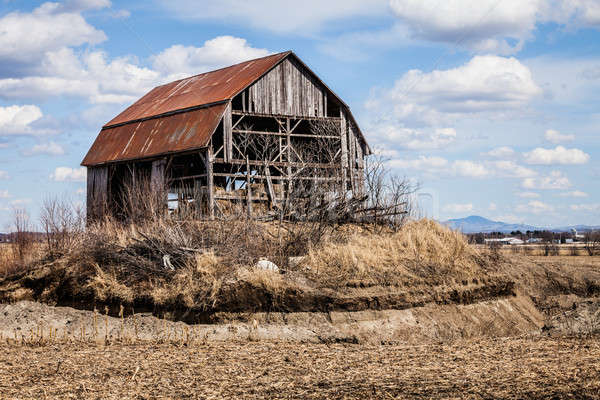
[2,221,600,343]
[0,220,517,320]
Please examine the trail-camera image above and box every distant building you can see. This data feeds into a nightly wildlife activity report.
[484,237,524,245]
[527,238,543,244]
[570,229,585,241]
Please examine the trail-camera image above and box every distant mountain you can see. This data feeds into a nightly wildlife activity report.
[443,216,539,234]
[442,216,600,234]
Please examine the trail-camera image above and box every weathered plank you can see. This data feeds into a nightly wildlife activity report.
[223,102,232,162]
[86,166,108,221]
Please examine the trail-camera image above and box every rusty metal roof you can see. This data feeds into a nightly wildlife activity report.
[83,50,370,166]
[105,52,291,127]
[81,103,227,166]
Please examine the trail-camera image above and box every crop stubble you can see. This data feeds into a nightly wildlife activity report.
[0,335,599,399]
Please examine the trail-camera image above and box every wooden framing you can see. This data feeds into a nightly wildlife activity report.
[85,52,369,222]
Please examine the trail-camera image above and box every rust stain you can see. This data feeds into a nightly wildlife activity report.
[81,103,227,166]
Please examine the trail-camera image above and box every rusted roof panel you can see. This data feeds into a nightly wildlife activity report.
[82,103,227,166]
[105,52,290,127]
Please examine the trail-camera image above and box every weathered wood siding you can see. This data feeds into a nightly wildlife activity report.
[247,58,327,117]
[151,159,166,190]
[86,166,108,221]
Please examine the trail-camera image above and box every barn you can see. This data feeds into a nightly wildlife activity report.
[81,51,371,221]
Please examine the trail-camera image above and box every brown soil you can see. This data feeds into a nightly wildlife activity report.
[1,336,599,399]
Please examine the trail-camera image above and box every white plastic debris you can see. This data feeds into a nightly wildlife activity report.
[255,258,279,272]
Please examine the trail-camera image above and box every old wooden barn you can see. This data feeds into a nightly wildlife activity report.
[82,51,371,220]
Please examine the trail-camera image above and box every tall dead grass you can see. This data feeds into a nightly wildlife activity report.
[2,212,509,313]
[303,219,485,288]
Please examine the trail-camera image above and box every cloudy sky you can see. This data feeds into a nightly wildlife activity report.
[0,0,599,229]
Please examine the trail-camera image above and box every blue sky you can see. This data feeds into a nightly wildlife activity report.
[0,0,599,229]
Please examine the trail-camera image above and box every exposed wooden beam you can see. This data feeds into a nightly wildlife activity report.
[212,158,342,169]
[232,110,341,122]
[232,128,339,140]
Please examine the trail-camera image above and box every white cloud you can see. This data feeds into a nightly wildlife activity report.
[443,203,473,213]
[0,48,160,104]
[524,146,590,165]
[388,155,448,171]
[389,0,539,54]
[0,36,272,104]
[367,55,542,127]
[516,200,554,214]
[522,170,571,190]
[0,190,9,199]
[389,0,600,54]
[50,167,86,182]
[559,190,588,198]
[158,0,389,34]
[517,191,540,198]
[388,156,490,178]
[490,160,537,178]
[452,160,490,178]
[0,2,107,66]
[0,105,54,136]
[368,124,456,150]
[483,146,515,158]
[570,203,600,212]
[0,171,8,179]
[151,36,270,79]
[543,0,600,27]
[22,141,65,156]
[488,202,497,211]
[544,129,575,144]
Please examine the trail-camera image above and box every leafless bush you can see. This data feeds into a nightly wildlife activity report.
[12,207,34,264]
[40,196,85,257]
[118,177,168,223]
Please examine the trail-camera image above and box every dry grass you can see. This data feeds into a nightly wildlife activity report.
[304,219,487,288]
[1,219,514,315]
[0,242,44,277]
[1,336,599,399]
[2,218,598,321]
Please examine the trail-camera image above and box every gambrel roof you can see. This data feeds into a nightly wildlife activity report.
[82,51,367,167]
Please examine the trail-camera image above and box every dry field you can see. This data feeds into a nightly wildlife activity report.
[1,335,599,399]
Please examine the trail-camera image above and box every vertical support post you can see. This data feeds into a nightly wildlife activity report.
[285,117,292,207]
[264,166,275,208]
[206,145,215,219]
[246,156,252,218]
[151,158,167,215]
[223,102,232,163]
[340,111,348,193]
